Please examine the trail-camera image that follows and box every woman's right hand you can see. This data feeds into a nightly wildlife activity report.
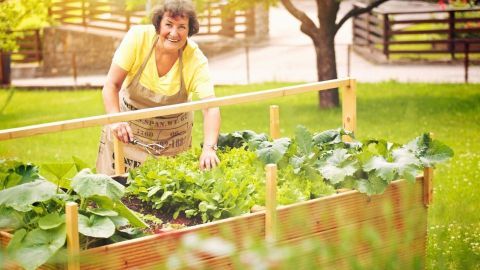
[110,122,133,143]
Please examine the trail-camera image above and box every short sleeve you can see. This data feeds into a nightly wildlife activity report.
[112,27,138,71]
[190,60,215,99]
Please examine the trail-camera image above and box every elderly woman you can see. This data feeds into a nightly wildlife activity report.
[96,0,220,174]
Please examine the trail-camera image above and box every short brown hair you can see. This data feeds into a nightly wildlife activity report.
[151,0,199,37]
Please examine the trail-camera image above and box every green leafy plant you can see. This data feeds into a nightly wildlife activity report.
[0,159,147,270]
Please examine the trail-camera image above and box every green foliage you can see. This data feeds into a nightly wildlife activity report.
[129,125,452,224]
[0,0,51,52]
[7,225,66,270]
[0,159,40,190]
[128,149,262,223]
[220,126,453,197]
[0,159,147,270]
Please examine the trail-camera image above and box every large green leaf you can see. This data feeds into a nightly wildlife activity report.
[363,156,396,182]
[87,208,118,217]
[38,213,65,230]
[0,180,57,212]
[312,129,341,145]
[255,138,291,164]
[71,169,124,201]
[419,141,454,167]
[42,163,74,181]
[356,175,389,196]
[392,148,421,182]
[78,214,115,238]
[0,160,41,189]
[72,156,91,173]
[404,133,453,167]
[7,225,66,270]
[246,132,269,150]
[363,148,420,183]
[295,125,313,155]
[0,207,24,230]
[91,195,148,228]
[316,149,357,184]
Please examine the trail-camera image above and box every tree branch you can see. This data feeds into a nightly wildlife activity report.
[280,0,318,39]
[334,0,390,35]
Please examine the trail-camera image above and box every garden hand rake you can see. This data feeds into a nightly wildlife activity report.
[131,138,165,156]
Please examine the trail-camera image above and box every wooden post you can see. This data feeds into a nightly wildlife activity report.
[342,79,356,141]
[245,44,250,84]
[81,0,86,28]
[265,164,277,243]
[270,105,280,139]
[125,10,131,31]
[448,11,455,60]
[383,13,390,60]
[35,30,42,62]
[464,41,469,84]
[113,136,125,175]
[66,202,80,270]
[423,167,433,207]
[71,52,77,87]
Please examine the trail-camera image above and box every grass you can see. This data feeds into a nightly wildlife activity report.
[0,81,479,268]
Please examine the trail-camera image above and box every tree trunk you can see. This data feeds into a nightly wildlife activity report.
[316,0,340,109]
[315,33,338,108]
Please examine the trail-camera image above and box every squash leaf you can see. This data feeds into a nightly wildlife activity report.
[71,169,124,201]
[0,180,57,212]
[255,138,291,164]
[295,125,313,155]
[7,225,66,270]
[0,207,24,230]
[78,214,115,238]
[38,213,65,230]
[316,149,358,184]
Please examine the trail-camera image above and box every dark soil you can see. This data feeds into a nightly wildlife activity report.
[121,195,202,234]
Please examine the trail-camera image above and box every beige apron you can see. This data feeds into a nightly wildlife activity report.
[96,35,193,175]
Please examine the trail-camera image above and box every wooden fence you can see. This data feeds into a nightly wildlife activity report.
[352,3,480,60]
[48,0,255,37]
[10,29,43,64]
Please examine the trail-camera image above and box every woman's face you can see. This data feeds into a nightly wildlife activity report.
[158,12,189,52]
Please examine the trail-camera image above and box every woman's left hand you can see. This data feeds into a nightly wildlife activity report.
[199,148,220,170]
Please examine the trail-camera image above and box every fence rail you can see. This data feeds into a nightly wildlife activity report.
[49,0,255,37]
[352,3,480,60]
[11,29,43,64]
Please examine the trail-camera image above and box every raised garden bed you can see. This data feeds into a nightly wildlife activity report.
[0,79,450,269]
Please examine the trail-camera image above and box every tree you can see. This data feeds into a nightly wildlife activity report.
[0,0,51,52]
[279,0,390,108]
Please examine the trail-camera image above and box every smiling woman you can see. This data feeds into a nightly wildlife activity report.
[97,0,221,175]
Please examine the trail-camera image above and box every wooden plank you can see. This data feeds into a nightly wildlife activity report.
[277,208,426,267]
[390,18,449,25]
[269,105,280,139]
[275,178,424,242]
[113,136,125,175]
[0,79,351,141]
[391,29,449,35]
[66,202,80,270]
[423,167,433,206]
[265,164,278,243]
[80,211,266,269]
[342,79,356,141]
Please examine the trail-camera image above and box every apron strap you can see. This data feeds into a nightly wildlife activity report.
[178,48,186,93]
[129,35,159,87]
[129,35,186,92]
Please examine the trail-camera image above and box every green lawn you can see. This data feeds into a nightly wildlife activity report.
[0,82,479,268]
